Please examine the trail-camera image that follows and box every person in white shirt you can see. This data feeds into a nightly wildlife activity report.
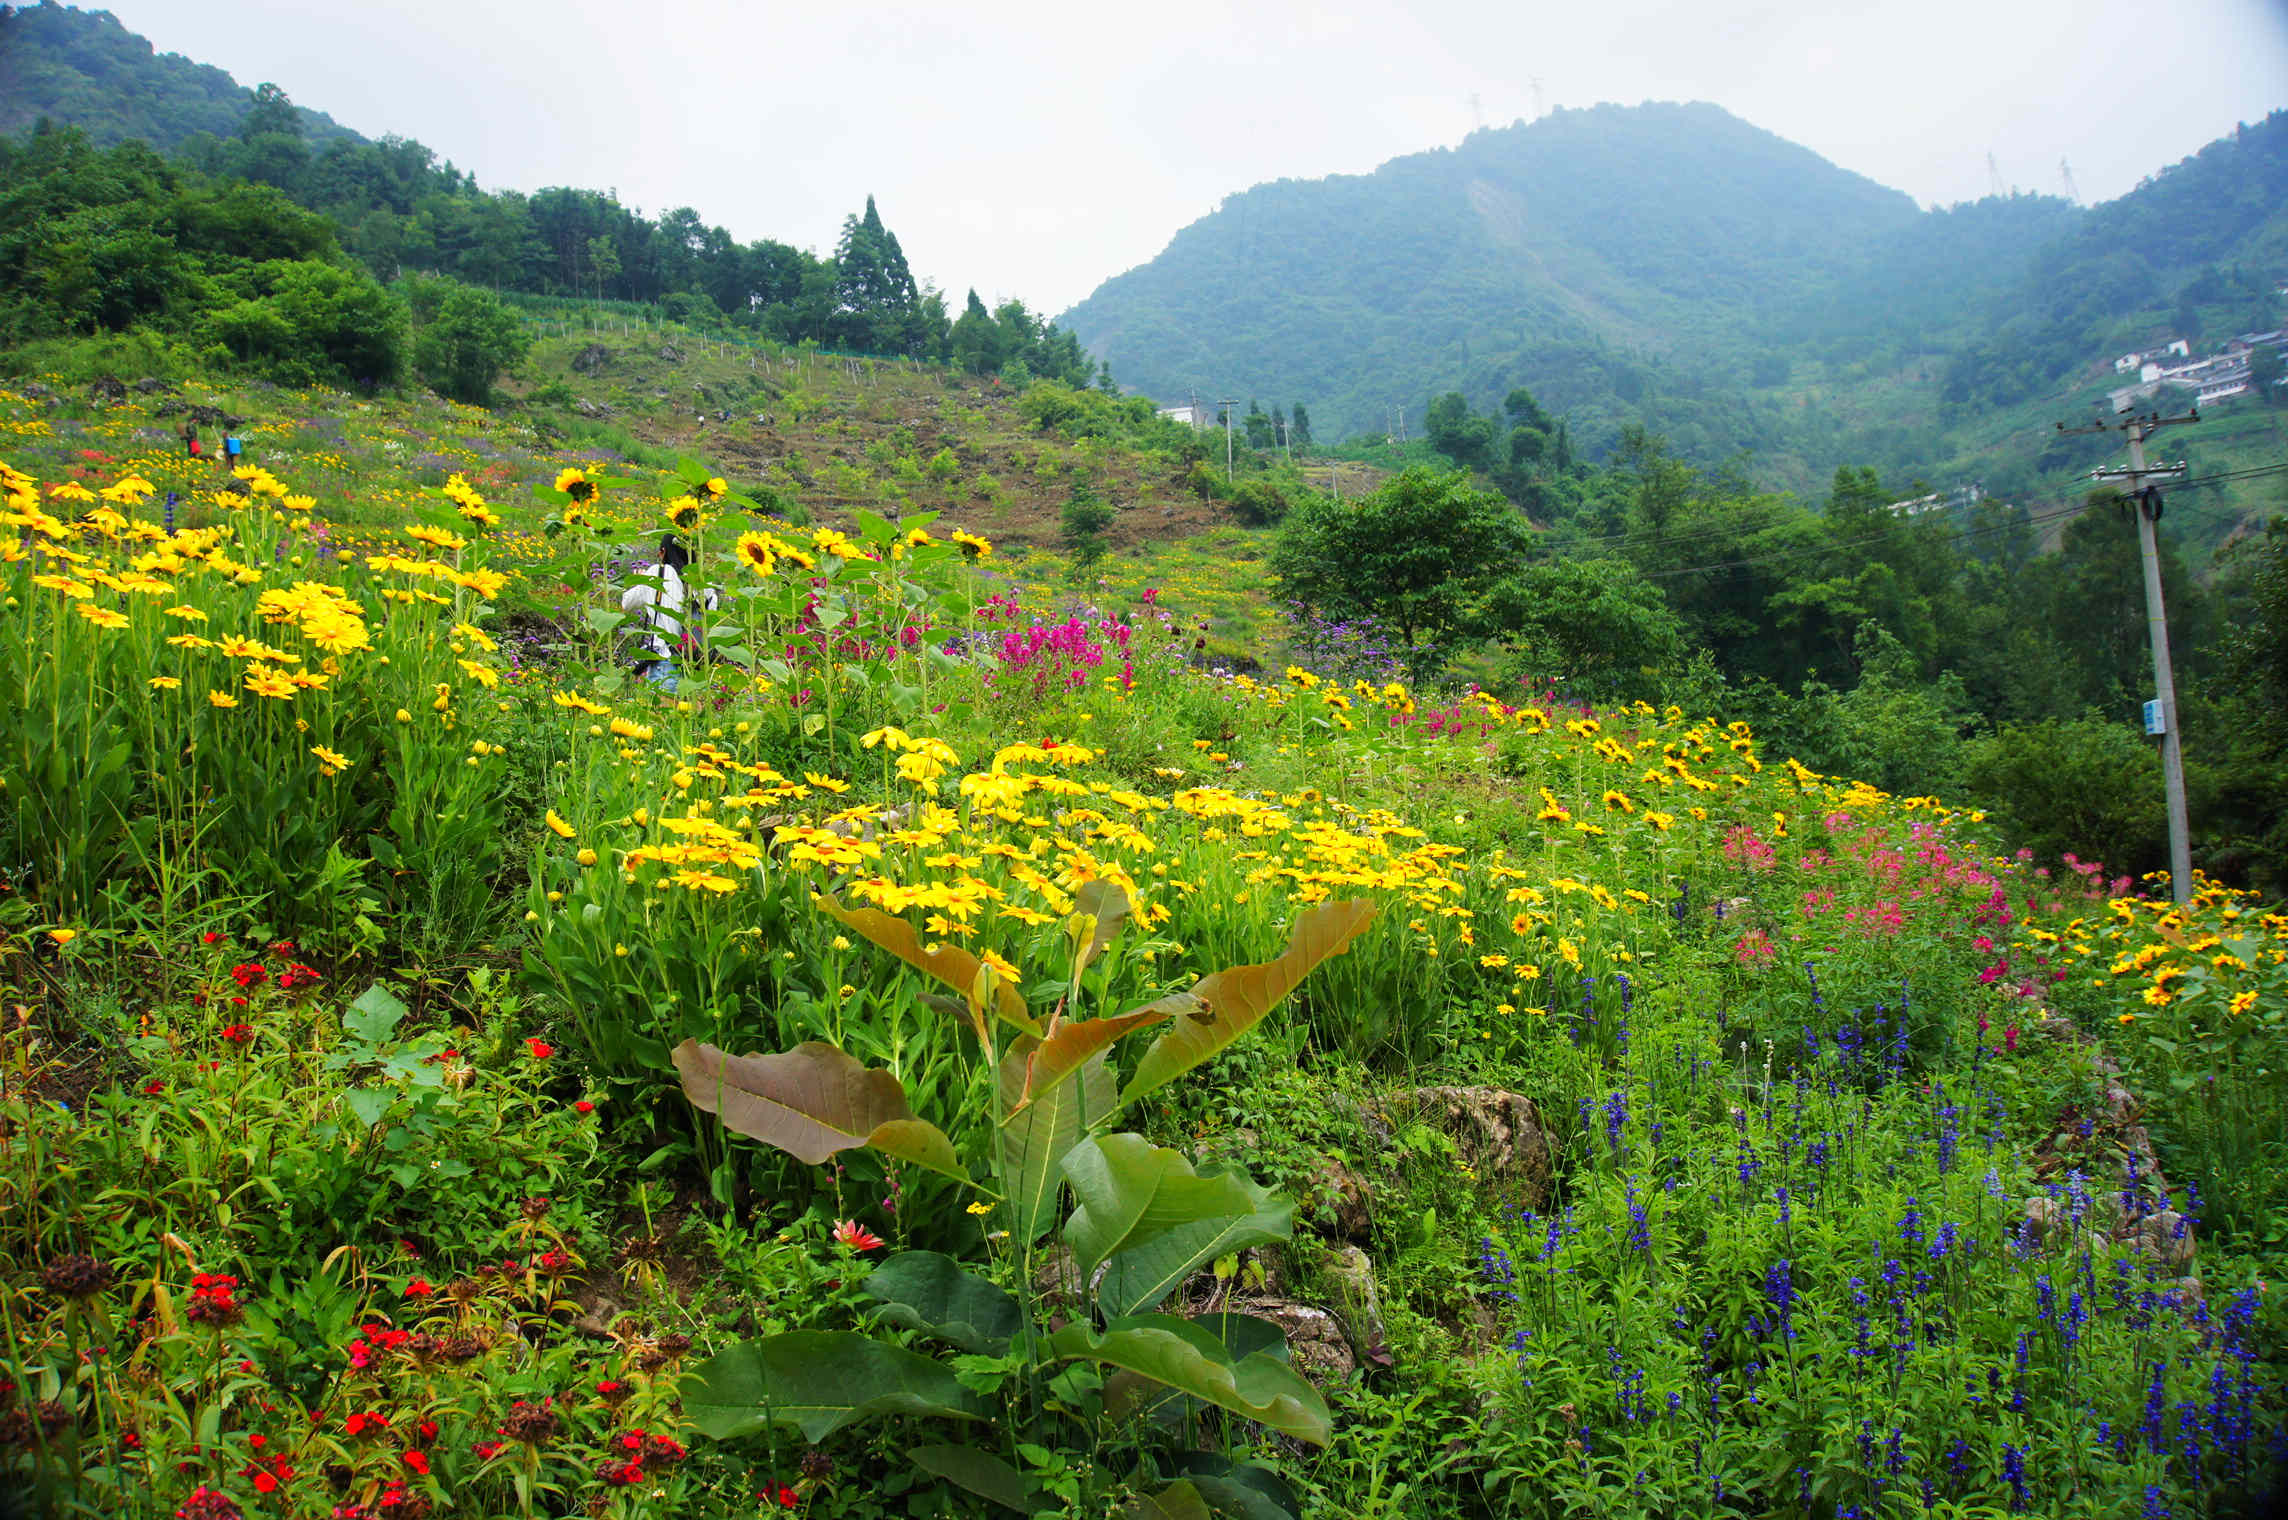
[619,534,717,694]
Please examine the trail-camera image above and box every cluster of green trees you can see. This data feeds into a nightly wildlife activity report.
[1271,445,2288,890]
[174,88,1098,377]
[2,4,1104,387]
[0,124,523,400]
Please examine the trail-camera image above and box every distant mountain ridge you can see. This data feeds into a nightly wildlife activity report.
[1060,102,2286,493]
[1060,103,2053,463]
[0,2,364,151]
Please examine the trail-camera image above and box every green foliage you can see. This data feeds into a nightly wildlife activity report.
[671,890,1365,1507]
[1272,467,1533,679]
[0,6,363,151]
[1060,477,1116,564]
[1962,715,2168,875]
[408,276,528,403]
[1482,555,1682,703]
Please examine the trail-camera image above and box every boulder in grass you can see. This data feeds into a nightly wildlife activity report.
[1382,1086,1555,1206]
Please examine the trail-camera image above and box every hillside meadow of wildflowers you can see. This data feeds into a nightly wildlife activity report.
[0,375,2284,1520]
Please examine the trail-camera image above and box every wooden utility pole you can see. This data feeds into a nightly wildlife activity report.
[2059,406,2200,904]
[1219,399,1239,483]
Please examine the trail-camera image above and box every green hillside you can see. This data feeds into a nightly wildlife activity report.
[1061,103,2287,505]
[0,1,363,150]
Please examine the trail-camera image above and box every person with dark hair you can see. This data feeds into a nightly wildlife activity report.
[182,422,201,460]
[619,533,717,694]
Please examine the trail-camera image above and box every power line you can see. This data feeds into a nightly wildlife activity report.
[1546,461,2288,565]
[1627,465,2285,583]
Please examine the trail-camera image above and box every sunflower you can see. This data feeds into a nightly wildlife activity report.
[207,690,239,708]
[555,468,599,504]
[696,476,728,502]
[665,497,702,530]
[311,745,351,777]
[733,532,777,577]
[76,604,130,630]
[545,809,578,840]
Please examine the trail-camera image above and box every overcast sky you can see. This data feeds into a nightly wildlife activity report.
[103,0,2288,315]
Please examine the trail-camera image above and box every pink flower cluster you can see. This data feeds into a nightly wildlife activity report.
[1722,825,1777,872]
[993,615,1134,696]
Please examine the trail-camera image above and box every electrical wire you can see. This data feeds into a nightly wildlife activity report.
[1630,463,2287,582]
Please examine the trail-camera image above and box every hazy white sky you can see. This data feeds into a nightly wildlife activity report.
[103,0,2288,314]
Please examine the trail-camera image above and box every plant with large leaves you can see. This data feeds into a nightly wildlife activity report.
[673,885,1373,1515]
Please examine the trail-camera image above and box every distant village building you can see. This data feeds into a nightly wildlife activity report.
[2116,338,2191,373]
[1155,403,1210,428]
[1886,483,1985,518]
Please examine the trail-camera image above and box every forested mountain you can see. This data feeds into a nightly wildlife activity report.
[0,3,361,150]
[1941,118,2288,410]
[0,4,1105,385]
[1061,103,2286,490]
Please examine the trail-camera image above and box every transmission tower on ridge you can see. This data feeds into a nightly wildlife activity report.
[1987,152,2008,198]
[1530,77,1546,120]
[2059,157,2082,205]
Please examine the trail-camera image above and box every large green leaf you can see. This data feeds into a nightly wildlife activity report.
[997,1046,1113,1243]
[1047,1317,1331,1446]
[1105,1315,1292,1428]
[908,1446,1036,1514]
[1118,1483,1215,1520]
[1067,878,1132,978]
[1117,900,1374,1107]
[817,895,1039,1036]
[1062,1134,1294,1296]
[1172,1458,1304,1520]
[673,1039,967,1180]
[1003,1005,1170,1117]
[862,1251,1023,1355]
[686,1331,984,1442]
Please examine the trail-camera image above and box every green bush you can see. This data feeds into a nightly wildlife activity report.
[1962,714,2166,874]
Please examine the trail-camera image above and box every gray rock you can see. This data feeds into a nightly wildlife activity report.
[571,344,612,375]
[1384,1086,1554,1205]
[1304,1155,1373,1241]
[1241,1298,1353,1383]
[1319,1244,1390,1367]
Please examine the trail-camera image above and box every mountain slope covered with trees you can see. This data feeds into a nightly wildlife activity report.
[1061,102,2287,496]
[0,2,1102,382]
[0,2,362,150]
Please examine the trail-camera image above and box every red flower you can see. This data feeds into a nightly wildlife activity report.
[221,1024,253,1044]
[778,1487,800,1509]
[404,1278,434,1298]
[252,1472,277,1494]
[831,1219,885,1252]
[201,930,225,945]
[404,1451,430,1476]
[344,1411,389,1437]
[574,1100,595,1114]
[526,1038,554,1060]
[417,1420,438,1442]
[143,1080,165,1095]
[471,1440,507,1460]
[230,962,268,989]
